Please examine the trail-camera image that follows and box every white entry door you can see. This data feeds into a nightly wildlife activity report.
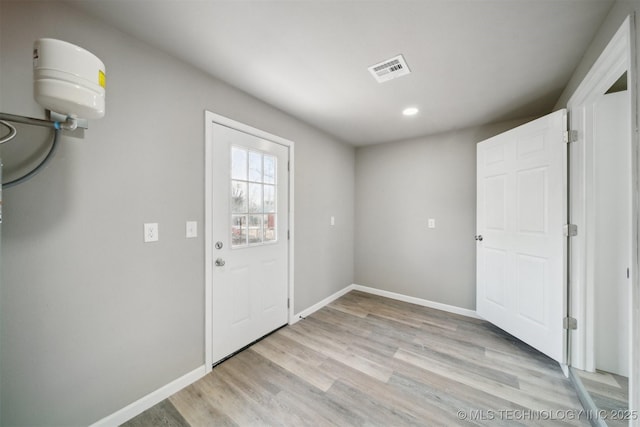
[476,109,566,363]
[210,120,289,365]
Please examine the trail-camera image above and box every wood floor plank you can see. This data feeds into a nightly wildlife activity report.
[406,339,521,388]
[272,389,342,427]
[578,376,628,405]
[251,337,337,392]
[408,335,575,399]
[169,384,237,427]
[385,373,522,427]
[125,291,589,426]
[394,347,584,421]
[213,360,310,426]
[325,380,426,427]
[196,371,273,426]
[279,321,394,383]
[234,349,364,426]
[576,369,622,388]
[318,358,463,426]
[122,399,190,427]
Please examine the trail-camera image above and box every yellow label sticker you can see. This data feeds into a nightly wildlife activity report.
[98,70,106,89]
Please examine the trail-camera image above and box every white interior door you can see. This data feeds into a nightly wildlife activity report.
[211,122,289,365]
[476,109,566,363]
[593,91,631,377]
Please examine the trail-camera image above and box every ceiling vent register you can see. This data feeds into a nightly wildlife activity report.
[368,54,411,83]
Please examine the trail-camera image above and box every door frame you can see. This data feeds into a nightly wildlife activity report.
[566,13,638,412]
[204,111,295,372]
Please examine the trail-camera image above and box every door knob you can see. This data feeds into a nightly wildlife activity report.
[215,258,226,267]
[475,235,483,241]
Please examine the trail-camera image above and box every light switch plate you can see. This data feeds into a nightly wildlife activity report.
[186,221,198,238]
[330,216,335,226]
[144,223,159,242]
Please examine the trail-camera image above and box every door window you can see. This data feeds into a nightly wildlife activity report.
[231,146,277,247]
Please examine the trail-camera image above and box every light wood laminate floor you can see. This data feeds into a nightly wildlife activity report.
[575,369,629,427]
[123,291,589,426]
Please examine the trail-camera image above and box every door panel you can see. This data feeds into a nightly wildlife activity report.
[477,109,566,363]
[484,248,507,307]
[485,176,506,230]
[516,254,546,325]
[211,122,289,364]
[517,167,547,234]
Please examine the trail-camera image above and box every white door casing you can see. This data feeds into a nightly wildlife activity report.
[204,112,294,369]
[567,17,635,380]
[476,109,567,364]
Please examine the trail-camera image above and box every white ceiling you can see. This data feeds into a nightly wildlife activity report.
[69,0,614,146]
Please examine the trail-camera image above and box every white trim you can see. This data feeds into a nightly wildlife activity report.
[291,285,355,323]
[566,15,634,372]
[292,283,480,323]
[204,111,213,373]
[565,14,639,421]
[204,111,295,372]
[288,144,296,324]
[89,365,206,427]
[351,284,482,319]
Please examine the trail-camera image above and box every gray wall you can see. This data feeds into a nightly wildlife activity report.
[0,2,354,426]
[353,0,640,312]
[354,118,534,310]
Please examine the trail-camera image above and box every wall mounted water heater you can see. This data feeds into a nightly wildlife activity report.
[33,38,106,120]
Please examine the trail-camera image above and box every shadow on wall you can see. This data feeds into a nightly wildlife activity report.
[0,123,74,237]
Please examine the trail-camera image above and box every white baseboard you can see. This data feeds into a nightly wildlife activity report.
[90,365,207,427]
[291,285,355,323]
[291,283,480,323]
[351,284,481,319]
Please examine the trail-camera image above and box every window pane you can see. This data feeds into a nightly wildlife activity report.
[231,181,247,213]
[264,214,276,242]
[248,183,262,213]
[249,151,263,182]
[231,215,247,247]
[248,215,263,244]
[264,185,276,213]
[231,147,247,180]
[229,146,280,249]
[264,155,276,184]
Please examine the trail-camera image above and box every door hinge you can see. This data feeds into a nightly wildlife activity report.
[287,230,290,240]
[288,161,290,172]
[287,298,290,309]
[563,223,578,237]
[563,316,577,330]
[563,130,578,144]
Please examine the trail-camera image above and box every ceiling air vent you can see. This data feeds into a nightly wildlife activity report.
[368,54,411,83]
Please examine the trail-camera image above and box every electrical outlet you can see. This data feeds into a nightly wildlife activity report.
[186,221,197,238]
[428,218,436,229]
[144,223,159,242]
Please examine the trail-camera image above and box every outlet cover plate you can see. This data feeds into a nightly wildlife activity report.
[144,223,159,242]
[186,221,198,238]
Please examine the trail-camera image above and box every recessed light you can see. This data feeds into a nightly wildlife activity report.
[402,107,419,116]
